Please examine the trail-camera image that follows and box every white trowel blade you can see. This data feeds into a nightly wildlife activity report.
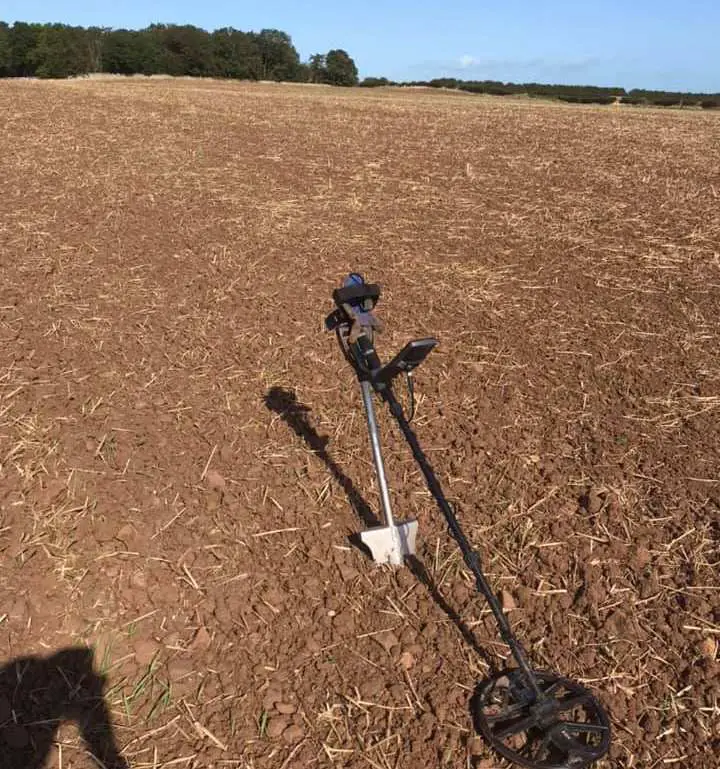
[359,520,418,565]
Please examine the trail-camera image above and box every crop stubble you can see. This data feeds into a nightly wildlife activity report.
[0,78,718,767]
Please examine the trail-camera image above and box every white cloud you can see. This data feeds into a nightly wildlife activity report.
[427,55,602,77]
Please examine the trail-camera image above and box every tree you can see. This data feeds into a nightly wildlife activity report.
[255,28,301,81]
[307,53,326,83]
[429,78,458,89]
[324,49,358,86]
[103,30,144,75]
[8,21,41,76]
[0,22,10,76]
[143,24,213,77]
[170,25,212,76]
[359,76,392,87]
[85,26,105,73]
[210,27,262,79]
[32,24,90,78]
[0,20,364,85]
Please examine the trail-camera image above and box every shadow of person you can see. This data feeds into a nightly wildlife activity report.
[263,386,497,673]
[0,646,128,769]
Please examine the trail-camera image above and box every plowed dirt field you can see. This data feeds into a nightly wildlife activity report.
[1,78,718,768]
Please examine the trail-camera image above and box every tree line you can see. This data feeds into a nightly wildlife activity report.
[1,20,718,109]
[368,78,720,109]
[0,22,358,85]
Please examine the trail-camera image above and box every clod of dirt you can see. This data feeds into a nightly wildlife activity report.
[205,470,226,491]
[372,630,400,653]
[282,724,304,743]
[515,585,532,604]
[262,687,283,711]
[362,675,385,697]
[467,736,485,756]
[417,711,436,737]
[188,626,212,652]
[94,519,117,543]
[253,663,269,678]
[453,582,470,603]
[640,711,661,739]
[635,546,652,569]
[605,491,620,513]
[265,588,286,608]
[399,651,415,670]
[604,610,630,637]
[275,702,297,715]
[331,611,355,632]
[302,576,322,599]
[304,637,322,653]
[500,589,516,611]
[38,479,67,506]
[206,492,222,512]
[581,489,604,515]
[433,701,448,722]
[133,638,160,666]
[163,632,181,647]
[131,570,147,589]
[116,523,139,543]
[168,658,195,688]
[104,563,121,579]
[266,716,289,739]
[337,563,359,582]
[421,622,438,639]
[387,682,405,701]
[8,597,33,625]
[700,637,717,660]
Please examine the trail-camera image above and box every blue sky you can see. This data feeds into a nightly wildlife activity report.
[3,1,719,92]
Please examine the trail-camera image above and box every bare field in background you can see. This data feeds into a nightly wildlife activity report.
[1,78,718,768]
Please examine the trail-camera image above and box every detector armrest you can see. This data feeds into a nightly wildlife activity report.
[333,283,381,310]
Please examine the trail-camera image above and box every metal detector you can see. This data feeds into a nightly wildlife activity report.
[325,273,434,564]
[326,273,612,769]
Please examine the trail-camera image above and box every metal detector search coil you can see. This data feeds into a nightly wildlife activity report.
[326,274,612,769]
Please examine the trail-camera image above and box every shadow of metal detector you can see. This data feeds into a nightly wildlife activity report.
[326,273,612,769]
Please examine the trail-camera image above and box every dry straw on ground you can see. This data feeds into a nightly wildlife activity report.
[0,77,718,768]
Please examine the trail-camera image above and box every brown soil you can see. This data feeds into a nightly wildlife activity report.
[0,78,718,768]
